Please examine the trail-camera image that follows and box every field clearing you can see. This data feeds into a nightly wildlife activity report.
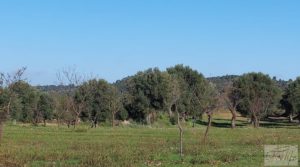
[0,112,299,167]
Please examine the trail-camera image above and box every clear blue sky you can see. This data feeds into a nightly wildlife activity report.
[0,0,299,85]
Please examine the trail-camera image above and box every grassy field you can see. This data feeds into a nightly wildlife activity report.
[0,113,299,167]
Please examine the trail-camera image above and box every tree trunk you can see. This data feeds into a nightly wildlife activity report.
[6,98,11,115]
[231,110,237,129]
[255,119,259,128]
[168,105,173,117]
[177,111,183,158]
[75,114,80,127]
[91,120,94,128]
[289,114,293,123]
[91,117,97,128]
[57,118,60,127]
[0,121,3,145]
[203,113,212,144]
[192,116,195,128]
[250,115,255,125]
[253,115,259,128]
[146,113,151,125]
[43,119,46,127]
[112,112,115,127]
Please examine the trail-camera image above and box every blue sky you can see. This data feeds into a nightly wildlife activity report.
[0,0,299,85]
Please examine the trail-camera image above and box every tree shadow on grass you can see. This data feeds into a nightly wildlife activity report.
[259,117,300,129]
[196,119,249,128]
[196,118,300,129]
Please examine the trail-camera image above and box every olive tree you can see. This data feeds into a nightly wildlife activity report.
[37,93,55,126]
[167,76,183,157]
[75,79,123,127]
[167,65,215,125]
[0,67,26,144]
[195,83,218,143]
[223,83,242,128]
[167,65,216,152]
[106,85,123,127]
[233,73,280,128]
[8,81,40,124]
[56,66,87,127]
[282,77,300,123]
[125,68,172,124]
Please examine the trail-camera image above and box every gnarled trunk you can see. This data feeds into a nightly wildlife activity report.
[177,111,183,158]
[112,111,115,127]
[231,110,237,129]
[146,113,151,125]
[252,114,259,128]
[91,117,98,128]
[57,118,60,127]
[6,98,11,115]
[289,114,293,123]
[203,112,212,144]
[168,105,173,118]
[0,121,3,145]
[192,116,196,128]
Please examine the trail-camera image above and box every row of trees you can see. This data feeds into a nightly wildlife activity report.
[1,66,300,146]
[0,70,54,125]
[1,66,300,127]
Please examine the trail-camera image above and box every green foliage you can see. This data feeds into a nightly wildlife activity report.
[117,108,128,121]
[37,93,55,123]
[233,73,281,122]
[169,116,176,125]
[75,79,122,124]
[9,81,40,123]
[124,68,172,123]
[0,66,294,127]
[9,97,22,121]
[167,64,215,117]
[76,79,109,122]
[0,81,55,125]
[208,75,290,93]
[207,75,239,92]
[0,88,9,111]
[283,77,300,117]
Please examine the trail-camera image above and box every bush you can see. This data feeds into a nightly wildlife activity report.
[169,116,176,125]
[117,109,128,121]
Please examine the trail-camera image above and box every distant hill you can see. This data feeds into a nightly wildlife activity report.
[207,75,239,92]
[274,78,292,90]
[35,85,75,92]
[207,75,291,92]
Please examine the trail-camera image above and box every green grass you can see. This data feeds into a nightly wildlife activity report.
[0,115,299,167]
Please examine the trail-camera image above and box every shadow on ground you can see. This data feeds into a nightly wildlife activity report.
[196,117,300,129]
[196,118,248,128]
[259,117,300,129]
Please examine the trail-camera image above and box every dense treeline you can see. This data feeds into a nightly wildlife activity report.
[1,65,300,129]
[1,65,300,157]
